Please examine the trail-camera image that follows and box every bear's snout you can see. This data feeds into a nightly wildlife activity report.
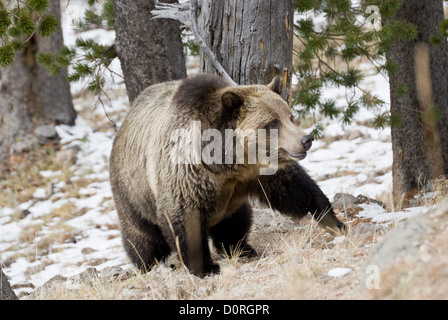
[301,134,314,151]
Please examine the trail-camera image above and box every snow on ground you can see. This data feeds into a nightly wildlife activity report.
[0,1,427,298]
[0,115,130,296]
[302,124,393,201]
[327,267,352,278]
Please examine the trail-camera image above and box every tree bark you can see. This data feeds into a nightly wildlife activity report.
[0,0,76,159]
[0,267,18,300]
[387,0,448,203]
[113,0,187,103]
[198,0,294,102]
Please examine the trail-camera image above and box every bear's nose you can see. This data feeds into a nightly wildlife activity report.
[301,134,314,151]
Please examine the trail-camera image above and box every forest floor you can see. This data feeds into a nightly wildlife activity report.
[1,0,448,300]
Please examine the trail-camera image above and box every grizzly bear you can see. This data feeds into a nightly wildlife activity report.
[110,74,345,276]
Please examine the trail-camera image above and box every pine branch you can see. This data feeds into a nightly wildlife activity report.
[0,0,59,66]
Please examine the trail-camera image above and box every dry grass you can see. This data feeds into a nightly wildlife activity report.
[11,200,83,265]
[0,139,100,211]
[37,224,81,250]
[413,177,448,207]
[7,141,447,301]
[26,209,385,300]
[19,187,448,300]
[15,221,81,264]
[375,177,448,213]
[41,202,87,223]
[30,269,128,300]
[0,144,60,208]
[19,223,44,243]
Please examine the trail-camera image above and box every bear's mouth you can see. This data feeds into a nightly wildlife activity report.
[286,150,307,160]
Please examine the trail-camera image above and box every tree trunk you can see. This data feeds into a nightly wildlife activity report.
[198,0,294,102]
[0,0,76,159]
[113,0,187,103]
[0,267,18,300]
[387,0,448,203]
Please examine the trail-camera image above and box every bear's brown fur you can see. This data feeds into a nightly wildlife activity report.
[110,74,345,276]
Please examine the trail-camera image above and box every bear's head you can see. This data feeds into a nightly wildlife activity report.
[172,74,313,176]
[219,76,314,171]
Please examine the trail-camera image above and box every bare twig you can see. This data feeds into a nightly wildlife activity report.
[189,0,237,85]
[127,239,148,273]
[161,210,185,268]
[257,179,272,211]
[152,1,191,25]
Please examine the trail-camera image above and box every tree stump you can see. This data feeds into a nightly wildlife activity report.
[1,268,18,300]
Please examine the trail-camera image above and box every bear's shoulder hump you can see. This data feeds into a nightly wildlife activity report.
[173,74,230,107]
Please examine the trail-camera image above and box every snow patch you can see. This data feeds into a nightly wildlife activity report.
[357,203,424,224]
[327,267,352,278]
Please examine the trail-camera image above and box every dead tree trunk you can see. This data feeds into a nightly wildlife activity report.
[387,0,448,203]
[0,0,76,159]
[0,267,18,300]
[198,0,294,102]
[114,0,187,103]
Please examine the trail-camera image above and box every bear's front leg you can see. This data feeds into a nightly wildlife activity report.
[254,162,346,235]
[159,209,218,277]
[183,213,219,276]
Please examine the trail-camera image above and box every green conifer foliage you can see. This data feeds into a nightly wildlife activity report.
[36,0,117,98]
[0,0,60,66]
[2,0,444,134]
[292,0,418,136]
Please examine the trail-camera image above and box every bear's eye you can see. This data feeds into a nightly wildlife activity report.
[265,119,281,130]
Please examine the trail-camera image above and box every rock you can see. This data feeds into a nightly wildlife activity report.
[332,193,362,216]
[277,221,295,232]
[11,141,31,154]
[252,208,275,229]
[360,216,427,296]
[356,194,387,209]
[351,222,386,239]
[10,134,38,155]
[12,209,31,220]
[81,247,97,255]
[78,267,98,284]
[101,266,134,281]
[264,226,275,234]
[35,125,58,145]
[32,274,67,293]
[1,259,13,268]
[0,268,18,300]
[55,148,78,168]
[347,130,362,141]
[432,198,448,218]
[333,193,358,206]
[358,200,448,299]
[11,282,35,292]
[332,193,387,217]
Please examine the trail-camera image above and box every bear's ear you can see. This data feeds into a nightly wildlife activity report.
[221,91,245,112]
[267,75,283,95]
